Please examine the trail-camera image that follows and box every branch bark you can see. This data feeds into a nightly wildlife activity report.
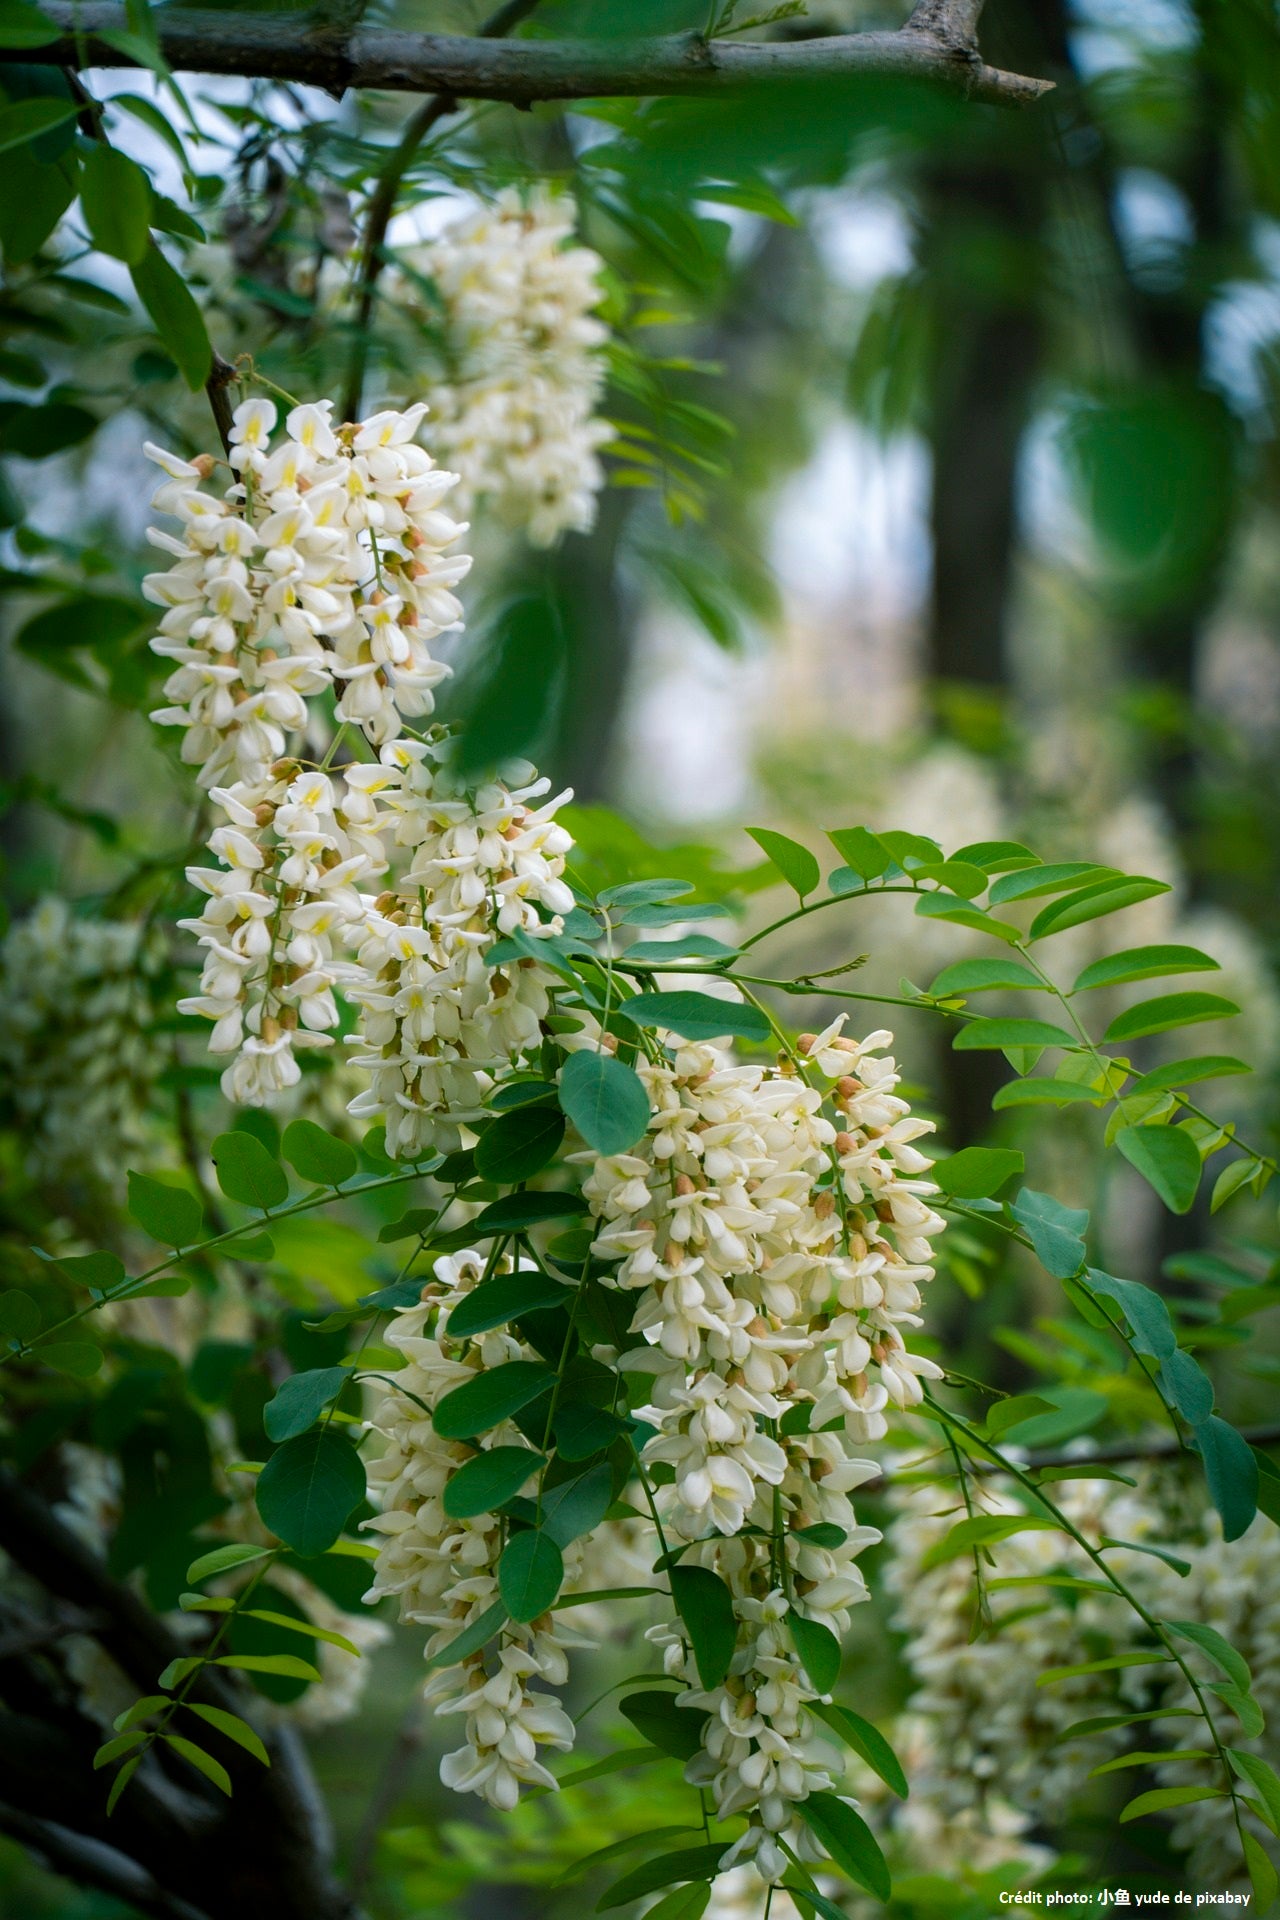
[5,5,1052,107]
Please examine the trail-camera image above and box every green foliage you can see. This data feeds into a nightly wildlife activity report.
[254,1430,366,1556]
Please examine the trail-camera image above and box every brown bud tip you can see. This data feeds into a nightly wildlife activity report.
[375,891,400,914]
[279,1007,299,1031]
[253,802,275,828]
[674,1173,697,1196]
[837,1075,859,1099]
[835,1132,856,1156]
[270,757,301,779]
[192,453,217,479]
[797,1032,817,1054]
[261,1015,281,1043]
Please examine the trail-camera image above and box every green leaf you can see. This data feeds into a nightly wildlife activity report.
[1197,1416,1259,1542]
[953,1017,1078,1051]
[211,1130,288,1211]
[254,1429,366,1558]
[552,1829,708,1890]
[1169,1621,1252,1693]
[498,1529,564,1622]
[1104,993,1240,1044]
[1158,1349,1214,1425]
[783,1883,848,1920]
[93,1729,148,1769]
[242,1611,360,1657]
[1090,1748,1210,1777]
[187,1543,272,1585]
[788,1612,841,1693]
[538,1462,614,1547]
[912,860,989,899]
[1130,1056,1251,1096]
[996,1387,1108,1449]
[469,1192,588,1236]
[670,1565,737,1689]
[475,1105,566,1184]
[1115,1123,1202,1214]
[184,1704,270,1767]
[0,1291,41,1341]
[0,96,77,154]
[619,1689,708,1761]
[126,1170,201,1247]
[1085,1269,1177,1359]
[1242,1831,1279,1915]
[112,1697,168,1732]
[1209,1681,1265,1739]
[1030,877,1171,941]
[262,1366,348,1443]
[1038,1653,1174,1685]
[825,826,890,879]
[626,934,739,963]
[281,1120,357,1187]
[992,1076,1107,1109]
[914,895,1020,942]
[163,1733,232,1797]
[0,0,59,47]
[443,1446,545,1519]
[932,1147,1023,1199]
[1119,1785,1225,1823]
[1229,1752,1280,1833]
[625,1886,711,1920]
[810,1701,908,1798]
[1010,1188,1088,1279]
[130,240,211,390]
[559,1049,651,1156]
[446,1273,571,1341]
[1211,1158,1265,1213]
[1072,945,1222,993]
[1054,1708,1200,1741]
[922,1515,1059,1568]
[952,840,1038,872]
[554,1403,630,1460]
[799,1791,891,1901]
[598,1846,726,1912]
[433,1360,553,1439]
[79,142,152,264]
[928,958,1043,996]
[747,827,820,897]
[989,862,1115,904]
[423,1599,506,1672]
[40,1341,103,1377]
[214,1653,321,1682]
[615,990,770,1045]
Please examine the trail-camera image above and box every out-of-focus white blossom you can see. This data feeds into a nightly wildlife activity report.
[404,188,611,546]
[0,900,165,1186]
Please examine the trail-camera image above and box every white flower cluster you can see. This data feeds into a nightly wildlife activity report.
[882,1468,1280,1888]
[575,1015,945,1880]
[364,1251,601,1809]
[145,397,468,788]
[0,899,165,1186]
[409,188,611,546]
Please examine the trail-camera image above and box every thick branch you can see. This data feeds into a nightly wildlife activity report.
[0,1803,213,1920]
[4,6,1052,107]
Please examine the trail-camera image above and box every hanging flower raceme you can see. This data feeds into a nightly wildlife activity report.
[0,899,166,1187]
[144,396,471,788]
[405,187,612,546]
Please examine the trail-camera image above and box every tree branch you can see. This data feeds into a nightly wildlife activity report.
[5,5,1052,107]
[0,1803,214,1920]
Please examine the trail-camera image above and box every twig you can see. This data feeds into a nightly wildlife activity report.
[860,1419,1280,1493]
[341,0,545,421]
[204,351,238,457]
[10,6,1053,108]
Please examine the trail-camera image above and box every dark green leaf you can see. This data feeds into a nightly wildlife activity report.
[442,1446,545,1519]
[747,827,820,897]
[162,1734,231,1797]
[1,404,97,459]
[1119,1785,1224,1823]
[0,0,59,47]
[619,1689,707,1760]
[127,1171,201,1247]
[1168,1621,1252,1693]
[446,1273,571,1340]
[932,1147,1023,1198]
[0,1291,41,1341]
[989,862,1115,904]
[538,1462,614,1547]
[598,1846,727,1913]
[470,1192,588,1235]
[992,1076,1107,1109]
[1158,1349,1214,1426]
[1197,1417,1259,1543]
[432,1360,553,1439]
[615,990,770,1045]
[475,1105,566,1184]
[559,1049,651,1156]
[263,1366,348,1443]
[255,1429,365,1557]
[1227,1750,1280,1830]
[554,1404,631,1460]
[130,240,211,390]
[1129,1056,1251,1096]
[670,1565,737,1689]
[187,1543,272,1584]
[810,1702,908,1799]
[423,1599,506,1672]
[215,1653,320,1682]
[498,1529,564,1622]
[281,1120,357,1187]
[184,1703,270,1768]
[1010,1189,1088,1279]
[799,1791,891,1901]
[1103,993,1240,1044]
[40,1341,103,1377]
[80,142,152,264]
[0,96,77,154]
[1085,1269,1177,1360]
[1115,1124,1201,1214]
[788,1612,841,1694]
[211,1131,288,1211]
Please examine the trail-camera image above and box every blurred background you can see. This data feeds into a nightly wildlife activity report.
[3,0,1280,1914]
